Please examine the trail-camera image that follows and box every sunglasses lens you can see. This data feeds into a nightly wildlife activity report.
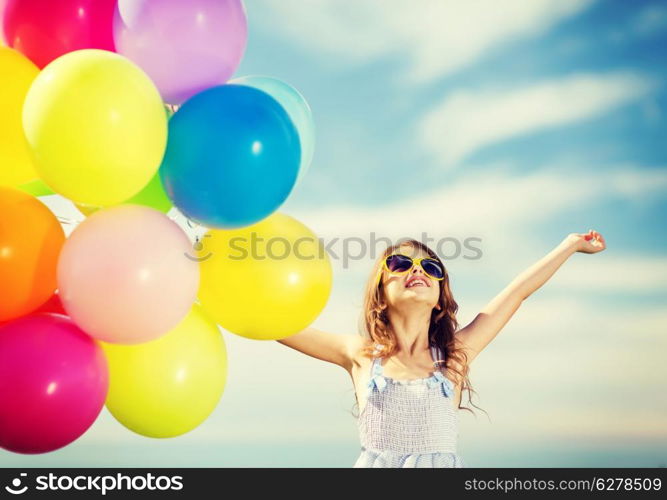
[421,259,445,279]
[386,255,413,273]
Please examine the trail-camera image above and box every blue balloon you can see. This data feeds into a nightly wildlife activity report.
[159,84,301,228]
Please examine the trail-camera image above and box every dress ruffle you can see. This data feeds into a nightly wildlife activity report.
[353,447,467,468]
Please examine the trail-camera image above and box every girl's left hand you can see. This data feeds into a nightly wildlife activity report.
[567,229,607,254]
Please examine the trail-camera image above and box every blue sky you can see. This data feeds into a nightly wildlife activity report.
[2,0,666,468]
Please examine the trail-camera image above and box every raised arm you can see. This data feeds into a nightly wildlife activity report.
[276,327,365,373]
[455,230,607,364]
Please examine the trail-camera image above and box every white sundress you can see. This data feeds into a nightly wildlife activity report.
[353,343,467,468]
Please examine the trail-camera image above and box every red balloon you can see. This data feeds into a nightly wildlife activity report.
[2,0,116,68]
[0,293,65,329]
[33,292,67,316]
[0,313,109,454]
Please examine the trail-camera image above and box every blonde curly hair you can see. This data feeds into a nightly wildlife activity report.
[356,239,485,416]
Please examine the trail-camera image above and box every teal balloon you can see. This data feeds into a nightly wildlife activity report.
[230,75,314,185]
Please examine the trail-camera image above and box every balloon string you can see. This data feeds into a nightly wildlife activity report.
[165,103,181,114]
[57,216,83,226]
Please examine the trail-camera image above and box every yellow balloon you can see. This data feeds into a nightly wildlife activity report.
[22,49,167,206]
[0,47,40,187]
[74,202,100,217]
[101,304,227,438]
[198,212,333,340]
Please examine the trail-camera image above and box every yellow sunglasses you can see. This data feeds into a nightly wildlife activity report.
[377,254,446,284]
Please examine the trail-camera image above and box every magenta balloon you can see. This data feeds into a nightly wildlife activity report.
[113,0,248,104]
[0,313,109,454]
[57,205,199,345]
[3,0,116,68]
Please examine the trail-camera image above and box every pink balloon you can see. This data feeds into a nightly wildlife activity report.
[58,205,199,344]
[0,313,109,454]
[0,0,7,45]
[113,0,247,104]
[3,0,116,68]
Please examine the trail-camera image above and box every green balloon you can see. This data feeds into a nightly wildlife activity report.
[124,173,172,213]
[76,173,171,216]
[17,179,54,197]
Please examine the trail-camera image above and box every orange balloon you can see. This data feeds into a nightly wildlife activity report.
[0,186,65,321]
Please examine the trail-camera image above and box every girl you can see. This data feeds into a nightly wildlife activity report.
[277,229,606,468]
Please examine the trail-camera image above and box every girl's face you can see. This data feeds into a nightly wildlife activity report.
[380,245,442,312]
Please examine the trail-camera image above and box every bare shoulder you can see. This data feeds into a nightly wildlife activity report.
[346,336,373,366]
[345,336,374,394]
[341,335,374,379]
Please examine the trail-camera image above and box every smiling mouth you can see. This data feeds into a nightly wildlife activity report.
[405,278,429,288]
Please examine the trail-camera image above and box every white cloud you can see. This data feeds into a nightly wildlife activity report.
[550,254,667,293]
[417,72,657,166]
[290,163,667,275]
[251,0,595,82]
[458,294,667,443]
[606,166,667,198]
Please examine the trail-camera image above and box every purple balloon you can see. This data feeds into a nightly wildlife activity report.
[113,0,247,104]
[0,313,109,454]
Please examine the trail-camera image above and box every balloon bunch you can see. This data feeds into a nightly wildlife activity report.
[0,0,331,455]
